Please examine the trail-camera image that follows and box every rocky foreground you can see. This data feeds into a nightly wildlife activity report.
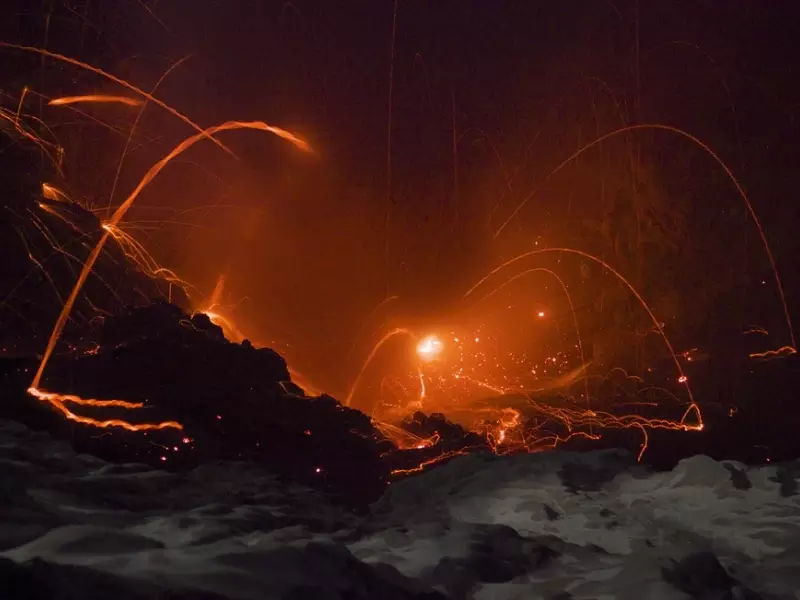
[1,418,798,599]
[0,302,489,506]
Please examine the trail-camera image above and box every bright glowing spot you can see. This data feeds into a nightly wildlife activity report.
[678,375,688,383]
[537,310,546,318]
[416,335,444,362]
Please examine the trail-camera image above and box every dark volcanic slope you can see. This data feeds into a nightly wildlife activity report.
[1,302,394,505]
[0,171,189,358]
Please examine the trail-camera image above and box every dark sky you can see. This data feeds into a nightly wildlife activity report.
[1,1,799,390]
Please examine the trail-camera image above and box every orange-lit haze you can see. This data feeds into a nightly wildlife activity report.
[4,2,797,471]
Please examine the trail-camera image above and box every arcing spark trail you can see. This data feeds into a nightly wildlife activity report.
[31,120,310,395]
[2,46,312,431]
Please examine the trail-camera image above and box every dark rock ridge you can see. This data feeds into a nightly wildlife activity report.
[0,302,492,506]
[1,302,386,505]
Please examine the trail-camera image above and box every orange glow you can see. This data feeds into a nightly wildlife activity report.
[32,119,310,392]
[462,247,697,414]
[345,328,416,406]
[287,368,323,397]
[207,272,228,310]
[352,247,706,470]
[194,275,325,397]
[3,41,752,478]
[467,265,589,404]
[347,295,400,360]
[203,310,246,342]
[417,367,426,400]
[27,120,310,433]
[48,95,142,107]
[366,320,703,468]
[196,274,246,339]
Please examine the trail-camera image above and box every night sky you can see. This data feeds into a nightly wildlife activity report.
[1,1,799,393]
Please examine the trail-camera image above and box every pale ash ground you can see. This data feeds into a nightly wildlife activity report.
[1,419,798,600]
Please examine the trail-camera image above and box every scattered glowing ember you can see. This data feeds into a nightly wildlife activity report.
[493,122,794,350]
[343,244,709,470]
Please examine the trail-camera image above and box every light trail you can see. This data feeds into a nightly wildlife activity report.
[493,123,794,349]
[30,121,311,428]
[467,265,589,403]
[0,43,233,157]
[27,388,182,431]
[463,246,701,428]
[48,94,142,107]
[345,328,417,407]
[106,55,192,215]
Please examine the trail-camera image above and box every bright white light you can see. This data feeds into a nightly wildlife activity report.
[416,334,444,362]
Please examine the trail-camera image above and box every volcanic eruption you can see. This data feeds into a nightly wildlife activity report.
[1,2,799,598]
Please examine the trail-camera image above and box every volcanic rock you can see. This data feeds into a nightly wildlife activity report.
[1,302,390,505]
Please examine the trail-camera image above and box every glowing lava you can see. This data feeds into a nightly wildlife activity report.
[27,387,182,432]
